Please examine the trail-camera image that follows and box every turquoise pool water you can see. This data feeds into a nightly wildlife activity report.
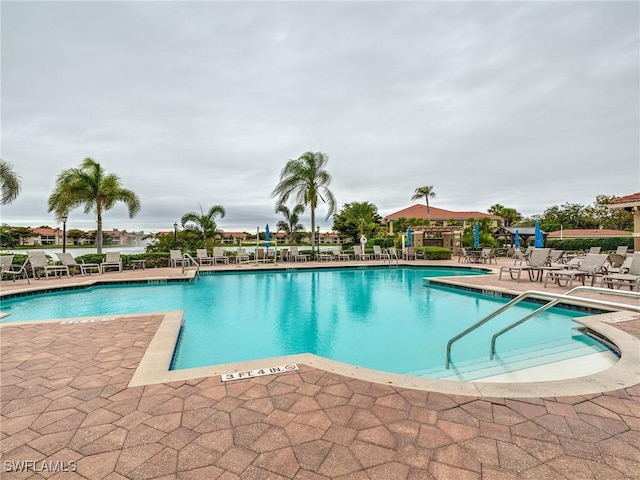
[0,267,606,377]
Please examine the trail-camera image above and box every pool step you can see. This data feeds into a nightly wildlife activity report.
[409,335,607,382]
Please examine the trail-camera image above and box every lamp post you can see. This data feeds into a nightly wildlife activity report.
[173,222,178,248]
[61,215,68,253]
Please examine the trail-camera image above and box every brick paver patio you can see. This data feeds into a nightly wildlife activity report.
[2,260,640,478]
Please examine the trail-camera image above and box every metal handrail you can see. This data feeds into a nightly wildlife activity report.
[181,253,200,276]
[445,286,640,369]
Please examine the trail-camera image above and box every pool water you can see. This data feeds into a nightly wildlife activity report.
[0,267,607,377]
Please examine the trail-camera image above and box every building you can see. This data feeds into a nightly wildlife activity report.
[546,228,633,240]
[383,204,501,233]
[608,192,640,251]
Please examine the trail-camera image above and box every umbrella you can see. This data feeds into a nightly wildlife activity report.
[514,229,520,248]
[534,221,543,247]
[265,224,270,248]
[406,227,413,247]
[473,224,480,248]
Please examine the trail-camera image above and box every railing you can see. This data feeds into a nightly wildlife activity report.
[445,286,640,369]
[181,253,200,277]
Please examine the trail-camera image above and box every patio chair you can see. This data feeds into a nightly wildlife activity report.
[372,245,390,260]
[1,256,30,284]
[289,246,309,262]
[235,248,250,263]
[403,246,416,260]
[256,248,270,262]
[499,248,551,283]
[212,247,229,264]
[615,246,629,257]
[316,249,333,262]
[601,252,640,291]
[544,253,608,288]
[388,247,400,261]
[512,248,527,264]
[56,252,100,275]
[330,247,350,261]
[587,246,601,254]
[480,248,497,264]
[353,245,370,260]
[548,249,566,265]
[279,248,290,262]
[458,248,471,263]
[101,251,123,272]
[195,248,215,266]
[28,251,70,279]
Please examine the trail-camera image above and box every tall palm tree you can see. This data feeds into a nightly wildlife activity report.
[47,157,141,254]
[181,204,226,246]
[0,159,22,205]
[271,151,337,250]
[275,203,305,246]
[411,185,436,222]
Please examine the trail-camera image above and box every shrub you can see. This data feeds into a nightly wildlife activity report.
[415,246,451,260]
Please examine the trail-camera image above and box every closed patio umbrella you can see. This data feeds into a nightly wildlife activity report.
[474,224,480,248]
[265,224,270,248]
[514,229,520,248]
[406,227,413,247]
[534,221,543,247]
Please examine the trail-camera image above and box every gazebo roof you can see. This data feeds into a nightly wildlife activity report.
[609,192,640,209]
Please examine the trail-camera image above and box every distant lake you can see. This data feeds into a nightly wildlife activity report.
[1,246,147,256]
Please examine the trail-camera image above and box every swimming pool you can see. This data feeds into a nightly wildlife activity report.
[0,266,608,379]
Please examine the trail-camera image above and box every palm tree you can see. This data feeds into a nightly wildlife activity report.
[271,151,337,250]
[411,185,436,222]
[181,204,226,246]
[0,159,22,205]
[275,203,305,246]
[47,157,141,254]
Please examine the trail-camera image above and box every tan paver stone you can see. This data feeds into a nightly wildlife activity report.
[602,454,640,478]
[408,406,438,425]
[242,397,275,416]
[189,409,231,433]
[80,408,123,428]
[216,446,258,475]
[251,426,291,453]
[429,460,480,480]
[128,447,178,480]
[284,422,325,444]
[355,425,397,449]
[578,412,630,435]
[375,393,411,411]
[1,429,41,453]
[546,454,599,480]
[271,392,302,411]
[504,399,547,419]
[294,409,332,431]
[396,444,431,470]
[558,436,605,462]
[491,404,526,427]
[316,372,348,388]
[496,440,540,472]
[620,414,640,431]
[293,469,331,480]
[350,440,395,468]
[79,427,128,456]
[315,392,350,409]
[437,419,479,442]
[347,408,383,430]
[565,417,612,442]
[182,394,215,411]
[0,414,39,436]
[597,437,640,461]
[433,443,482,472]
[512,436,565,462]
[193,428,234,453]
[519,463,564,480]
[477,466,519,480]
[543,400,579,418]
[460,436,500,467]
[424,392,460,411]
[122,423,166,448]
[510,420,560,443]
[371,404,410,424]
[177,442,223,471]
[158,426,199,450]
[292,439,333,471]
[254,446,300,478]
[416,424,454,449]
[439,406,480,428]
[366,461,410,480]
[399,389,429,407]
[75,450,120,480]
[144,412,182,433]
[232,423,270,449]
[318,444,363,477]
[113,410,152,429]
[323,424,358,446]
[592,395,634,416]
[263,409,296,428]
[267,381,299,396]
[586,458,635,480]
[348,393,376,409]
[225,381,254,398]
[176,465,224,480]
[239,384,271,400]
[289,395,322,414]
[321,382,353,398]
[3,397,52,417]
[575,399,625,420]
[387,420,421,445]
[229,407,267,427]
[199,385,227,401]
[618,429,640,449]
[323,404,356,426]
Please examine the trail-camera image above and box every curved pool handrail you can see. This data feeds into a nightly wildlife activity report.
[445,286,640,369]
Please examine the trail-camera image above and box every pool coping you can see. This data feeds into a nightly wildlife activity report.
[3,265,640,398]
[124,308,640,398]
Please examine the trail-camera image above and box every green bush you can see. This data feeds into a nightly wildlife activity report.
[414,246,452,260]
[545,237,633,252]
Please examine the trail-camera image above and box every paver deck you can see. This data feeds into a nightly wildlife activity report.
[2,258,640,479]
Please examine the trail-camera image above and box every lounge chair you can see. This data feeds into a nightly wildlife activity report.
[28,251,70,279]
[235,248,250,263]
[100,251,123,272]
[256,248,270,262]
[601,252,640,291]
[195,248,215,266]
[499,248,551,283]
[316,249,333,262]
[403,246,416,260]
[353,245,370,260]
[388,247,400,260]
[615,246,629,257]
[279,248,290,262]
[544,253,608,288]
[1,256,30,284]
[331,247,350,261]
[169,250,186,268]
[458,248,471,263]
[548,249,566,265]
[212,247,229,264]
[289,246,309,262]
[56,252,100,275]
[373,245,390,260]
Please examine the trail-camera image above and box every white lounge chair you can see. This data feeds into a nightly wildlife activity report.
[499,248,551,283]
[1,256,30,284]
[56,252,100,275]
[212,247,229,264]
[169,250,186,268]
[289,246,309,262]
[101,251,123,272]
[196,248,215,266]
[601,252,640,291]
[544,253,608,288]
[373,245,390,260]
[28,251,70,279]
[353,245,370,260]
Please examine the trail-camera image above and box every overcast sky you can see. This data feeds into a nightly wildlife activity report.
[2,1,639,233]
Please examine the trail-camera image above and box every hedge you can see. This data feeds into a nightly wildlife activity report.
[414,246,452,260]
[545,237,633,252]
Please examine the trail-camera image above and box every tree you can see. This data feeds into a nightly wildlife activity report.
[411,185,436,222]
[488,204,523,227]
[0,159,22,205]
[332,202,384,244]
[66,228,86,246]
[181,204,226,247]
[275,204,305,246]
[585,195,633,231]
[47,157,141,254]
[271,151,337,251]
